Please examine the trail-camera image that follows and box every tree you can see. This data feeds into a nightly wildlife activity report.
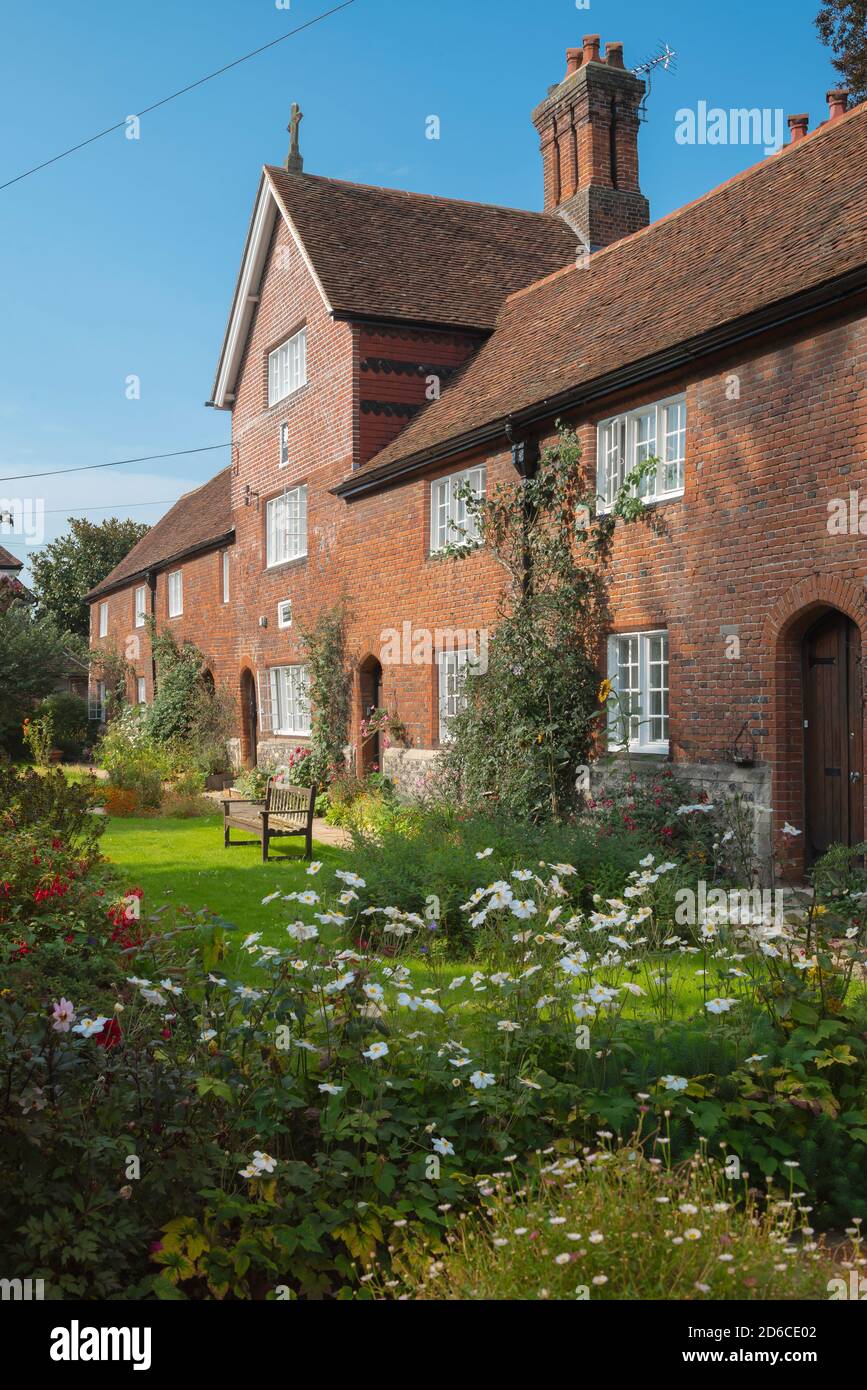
[0,601,71,748]
[30,516,150,640]
[817,2,867,102]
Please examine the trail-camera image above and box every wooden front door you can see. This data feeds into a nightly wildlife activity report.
[803,611,863,862]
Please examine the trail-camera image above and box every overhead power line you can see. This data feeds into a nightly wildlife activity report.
[0,442,231,484]
[0,1,357,192]
[42,497,185,516]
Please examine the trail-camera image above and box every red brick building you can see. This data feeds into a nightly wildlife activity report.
[87,37,867,878]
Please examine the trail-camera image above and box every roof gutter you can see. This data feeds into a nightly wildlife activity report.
[332,263,867,500]
[85,530,236,603]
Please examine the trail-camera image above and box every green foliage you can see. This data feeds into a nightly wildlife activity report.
[39,694,91,759]
[392,1135,841,1301]
[345,804,652,949]
[0,764,103,852]
[5,788,867,1300]
[299,604,352,786]
[438,426,655,821]
[30,516,149,640]
[145,624,235,776]
[98,706,171,808]
[147,625,208,745]
[0,601,71,749]
[23,709,55,766]
[816,1,867,101]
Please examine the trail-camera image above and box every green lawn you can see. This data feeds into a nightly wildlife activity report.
[101,813,351,939]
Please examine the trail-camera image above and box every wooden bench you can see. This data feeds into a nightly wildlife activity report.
[222,779,316,862]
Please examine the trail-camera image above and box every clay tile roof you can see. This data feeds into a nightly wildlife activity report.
[0,543,22,569]
[266,167,579,329]
[357,103,867,481]
[86,468,233,600]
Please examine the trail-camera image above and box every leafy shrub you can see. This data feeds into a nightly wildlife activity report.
[160,792,215,818]
[325,771,399,831]
[40,694,92,759]
[103,787,141,817]
[345,805,651,948]
[0,764,103,853]
[98,706,170,808]
[23,711,55,766]
[387,1135,841,1301]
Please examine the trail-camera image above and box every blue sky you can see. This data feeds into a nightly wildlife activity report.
[0,0,841,578]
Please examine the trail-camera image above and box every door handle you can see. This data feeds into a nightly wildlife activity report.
[850,771,862,783]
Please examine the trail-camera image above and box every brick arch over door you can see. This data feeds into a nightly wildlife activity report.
[762,576,867,879]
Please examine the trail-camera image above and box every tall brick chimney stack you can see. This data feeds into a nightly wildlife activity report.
[532,36,650,251]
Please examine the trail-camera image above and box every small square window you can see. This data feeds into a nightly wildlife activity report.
[277,599,293,629]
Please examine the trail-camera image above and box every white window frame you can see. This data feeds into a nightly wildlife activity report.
[136,677,147,705]
[268,664,311,736]
[222,550,230,605]
[430,465,486,554]
[268,328,307,407]
[597,395,686,511]
[266,485,308,568]
[277,599,293,630]
[134,585,147,628]
[98,601,108,638]
[89,679,106,722]
[279,422,290,469]
[168,569,183,618]
[607,629,670,754]
[437,648,474,743]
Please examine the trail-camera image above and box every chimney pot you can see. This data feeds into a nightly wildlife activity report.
[582,34,601,64]
[787,113,809,144]
[565,47,583,77]
[827,89,849,122]
[605,42,625,69]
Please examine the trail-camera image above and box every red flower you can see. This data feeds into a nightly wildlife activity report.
[96,1017,123,1049]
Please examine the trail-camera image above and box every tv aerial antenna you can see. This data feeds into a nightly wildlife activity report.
[632,41,678,119]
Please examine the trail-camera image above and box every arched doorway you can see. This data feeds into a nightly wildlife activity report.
[358,655,383,774]
[240,669,258,769]
[803,610,863,863]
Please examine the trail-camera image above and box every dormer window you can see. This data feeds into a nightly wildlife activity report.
[268,328,307,406]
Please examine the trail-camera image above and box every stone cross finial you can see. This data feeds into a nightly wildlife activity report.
[286,103,304,173]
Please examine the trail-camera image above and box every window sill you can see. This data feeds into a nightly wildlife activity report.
[598,491,684,517]
[605,745,670,759]
[265,554,307,575]
[265,382,310,415]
